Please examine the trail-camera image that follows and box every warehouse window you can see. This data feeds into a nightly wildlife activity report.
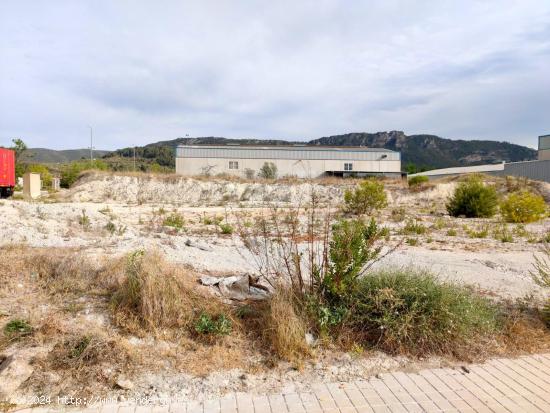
[229,161,239,169]
[344,163,353,171]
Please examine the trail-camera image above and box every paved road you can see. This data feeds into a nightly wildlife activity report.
[17,354,550,412]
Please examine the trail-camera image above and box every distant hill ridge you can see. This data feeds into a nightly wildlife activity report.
[309,131,536,169]
[20,148,111,163]
[21,131,537,171]
[112,131,536,170]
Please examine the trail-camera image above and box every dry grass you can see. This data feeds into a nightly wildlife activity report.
[31,328,134,395]
[261,288,311,362]
[77,170,182,184]
[29,250,105,295]
[496,301,550,355]
[171,336,250,376]
[0,245,258,395]
[2,243,550,399]
[109,250,225,336]
[0,244,118,298]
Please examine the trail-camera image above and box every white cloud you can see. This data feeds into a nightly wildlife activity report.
[1,0,549,149]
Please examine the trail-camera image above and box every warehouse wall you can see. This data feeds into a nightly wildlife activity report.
[176,157,401,178]
[176,146,400,162]
[492,160,550,183]
[539,136,550,160]
[412,160,550,183]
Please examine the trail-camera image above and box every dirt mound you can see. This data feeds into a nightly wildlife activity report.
[65,172,354,205]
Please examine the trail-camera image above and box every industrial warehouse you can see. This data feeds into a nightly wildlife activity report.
[409,134,550,183]
[175,145,402,178]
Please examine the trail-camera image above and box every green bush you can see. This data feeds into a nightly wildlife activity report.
[343,179,388,215]
[194,312,232,336]
[446,176,498,218]
[401,219,427,235]
[321,218,382,300]
[25,164,53,188]
[105,221,117,235]
[258,162,277,179]
[60,160,109,188]
[466,225,489,239]
[78,209,91,230]
[493,225,514,243]
[4,319,32,336]
[406,237,419,246]
[446,228,457,236]
[219,223,234,234]
[163,212,185,230]
[532,244,550,326]
[346,268,498,355]
[500,190,547,223]
[408,175,429,187]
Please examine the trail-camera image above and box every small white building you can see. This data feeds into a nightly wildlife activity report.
[175,145,402,178]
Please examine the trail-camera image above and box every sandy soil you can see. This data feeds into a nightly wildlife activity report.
[2,189,547,299]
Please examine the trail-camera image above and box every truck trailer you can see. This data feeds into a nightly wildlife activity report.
[0,148,15,198]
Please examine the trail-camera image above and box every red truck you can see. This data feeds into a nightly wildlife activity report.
[0,148,16,198]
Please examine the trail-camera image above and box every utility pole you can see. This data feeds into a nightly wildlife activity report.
[133,147,136,171]
[89,125,93,166]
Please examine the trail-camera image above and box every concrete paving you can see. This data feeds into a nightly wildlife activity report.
[16,353,550,413]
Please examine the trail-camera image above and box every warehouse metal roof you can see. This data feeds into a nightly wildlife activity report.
[176,145,400,161]
[177,144,396,152]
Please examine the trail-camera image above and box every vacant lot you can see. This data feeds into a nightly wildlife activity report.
[1,172,549,406]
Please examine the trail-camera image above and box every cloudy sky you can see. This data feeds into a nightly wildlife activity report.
[1,1,549,150]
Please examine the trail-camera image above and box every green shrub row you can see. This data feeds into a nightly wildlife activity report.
[446,175,547,222]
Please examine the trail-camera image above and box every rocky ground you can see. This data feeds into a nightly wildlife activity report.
[1,172,549,406]
[2,173,547,298]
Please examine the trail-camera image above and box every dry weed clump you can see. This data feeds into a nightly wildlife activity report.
[261,288,311,362]
[171,336,250,376]
[109,250,226,336]
[77,170,182,185]
[407,175,434,192]
[0,244,115,297]
[494,299,550,355]
[30,250,105,295]
[35,329,134,393]
[0,245,258,394]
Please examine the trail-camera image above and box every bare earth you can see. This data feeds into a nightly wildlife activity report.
[1,172,549,405]
[3,173,547,299]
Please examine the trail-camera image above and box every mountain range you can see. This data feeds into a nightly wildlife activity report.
[110,131,536,170]
[21,131,537,171]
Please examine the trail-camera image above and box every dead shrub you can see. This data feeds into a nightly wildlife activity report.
[32,314,67,346]
[40,330,133,392]
[496,300,550,354]
[172,337,249,376]
[262,288,311,362]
